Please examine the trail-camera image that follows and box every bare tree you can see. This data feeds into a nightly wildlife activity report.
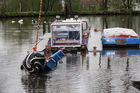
[42,0,55,12]
[50,0,55,11]
[122,0,133,9]
[2,0,6,13]
[68,0,72,12]
[65,0,72,12]
[46,0,50,11]
[104,0,108,10]
[102,0,108,10]
[18,0,22,12]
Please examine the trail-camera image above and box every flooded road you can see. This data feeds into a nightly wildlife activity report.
[0,16,140,93]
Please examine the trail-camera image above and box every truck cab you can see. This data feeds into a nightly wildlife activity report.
[50,18,89,50]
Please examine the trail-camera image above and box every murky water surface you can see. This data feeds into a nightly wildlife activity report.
[0,16,140,93]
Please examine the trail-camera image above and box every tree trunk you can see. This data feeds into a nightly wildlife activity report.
[50,0,55,11]
[102,0,108,10]
[43,0,47,11]
[46,0,50,11]
[68,0,72,12]
[104,0,108,10]
[18,0,22,12]
[2,0,6,8]
[2,0,6,13]
[122,0,132,9]
[32,1,33,11]
[127,0,132,9]
[122,0,127,9]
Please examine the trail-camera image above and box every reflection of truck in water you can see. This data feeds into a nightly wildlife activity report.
[49,18,89,51]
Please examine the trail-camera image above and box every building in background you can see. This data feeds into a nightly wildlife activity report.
[133,3,140,10]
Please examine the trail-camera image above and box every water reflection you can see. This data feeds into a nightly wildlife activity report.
[0,16,140,93]
[103,49,140,57]
[85,15,140,35]
[21,75,48,93]
[102,49,140,92]
[20,49,140,93]
[20,48,140,93]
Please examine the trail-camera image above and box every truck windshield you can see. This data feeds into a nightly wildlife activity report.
[52,25,80,45]
[52,25,80,31]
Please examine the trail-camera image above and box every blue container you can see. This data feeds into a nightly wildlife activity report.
[45,59,57,71]
[49,50,65,61]
[45,50,65,71]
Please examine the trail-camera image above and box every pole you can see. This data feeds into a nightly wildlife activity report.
[33,0,43,51]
